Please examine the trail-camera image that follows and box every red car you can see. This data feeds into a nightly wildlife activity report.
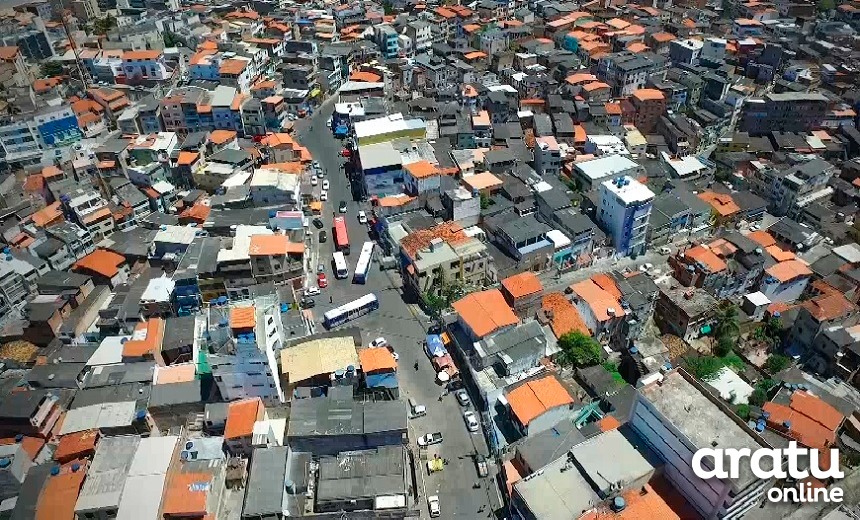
[341,149,351,158]
[317,272,328,288]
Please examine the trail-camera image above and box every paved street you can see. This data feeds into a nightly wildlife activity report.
[294,104,496,519]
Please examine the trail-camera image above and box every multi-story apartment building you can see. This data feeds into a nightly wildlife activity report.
[0,47,29,89]
[533,136,562,177]
[597,176,654,257]
[405,20,432,54]
[0,104,82,171]
[596,52,667,97]
[400,221,492,298]
[249,234,304,285]
[120,49,172,84]
[740,92,828,135]
[630,88,667,133]
[748,158,836,217]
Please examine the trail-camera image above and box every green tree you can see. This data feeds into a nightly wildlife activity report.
[93,14,117,35]
[40,61,63,77]
[557,331,601,368]
[382,1,396,14]
[818,0,835,11]
[765,316,783,340]
[163,30,180,47]
[749,387,768,407]
[735,403,751,420]
[479,193,490,210]
[764,354,790,374]
[422,291,446,320]
[714,302,740,342]
[685,356,724,381]
[714,335,733,357]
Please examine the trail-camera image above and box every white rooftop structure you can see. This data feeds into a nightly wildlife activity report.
[86,336,130,367]
[141,276,176,304]
[151,180,176,196]
[574,154,640,182]
[217,225,272,263]
[586,134,629,156]
[60,401,138,435]
[710,367,755,404]
[487,84,518,93]
[76,435,141,516]
[744,291,771,307]
[545,229,571,249]
[353,113,426,141]
[154,225,196,245]
[250,168,301,192]
[358,141,403,170]
[221,169,253,188]
[833,243,860,263]
[661,152,707,178]
[601,175,655,204]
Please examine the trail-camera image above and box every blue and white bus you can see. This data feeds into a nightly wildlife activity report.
[323,293,379,328]
[353,241,374,284]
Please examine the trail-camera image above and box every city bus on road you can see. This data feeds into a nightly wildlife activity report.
[323,293,379,328]
[353,241,375,284]
[333,251,349,279]
[333,217,350,255]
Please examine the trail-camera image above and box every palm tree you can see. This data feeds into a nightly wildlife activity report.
[714,302,740,342]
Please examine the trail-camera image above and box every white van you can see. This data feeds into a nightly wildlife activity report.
[408,398,426,418]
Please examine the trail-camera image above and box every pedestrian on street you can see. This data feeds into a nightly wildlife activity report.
[329,295,333,303]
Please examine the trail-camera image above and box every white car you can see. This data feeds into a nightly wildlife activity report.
[304,286,320,297]
[428,495,440,518]
[358,211,367,224]
[455,389,471,407]
[322,180,329,190]
[320,190,328,201]
[464,411,480,432]
[370,337,388,348]
[311,175,318,186]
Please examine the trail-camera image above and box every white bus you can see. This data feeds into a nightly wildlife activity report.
[323,293,379,328]
[333,251,349,279]
[353,241,375,284]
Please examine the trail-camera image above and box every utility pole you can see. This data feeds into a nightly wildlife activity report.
[59,10,91,92]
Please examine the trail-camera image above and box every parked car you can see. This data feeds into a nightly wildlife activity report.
[658,246,672,255]
[358,210,367,224]
[463,411,480,432]
[312,217,324,229]
[320,190,328,201]
[299,298,315,309]
[418,432,443,447]
[475,455,489,477]
[319,230,327,243]
[311,175,318,186]
[339,201,348,213]
[317,263,325,274]
[428,496,440,518]
[455,390,470,407]
[322,180,329,190]
[370,337,388,348]
[317,273,328,288]
[304,286,320,297]
[408,398,426,418]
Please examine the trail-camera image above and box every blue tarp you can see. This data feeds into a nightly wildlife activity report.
[366,372,399,389]
[425,335,446,357]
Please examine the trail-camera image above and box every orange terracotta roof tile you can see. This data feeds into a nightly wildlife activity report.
[501,272,543,299]
[404,160,439,179]
[230,306,256,330]
[765,245,795,262]
[210,129,237,144]
[122,318,164,358]
[462,172,503,191]
[179,203,211,222]
[542,292,589,338]
[249,234,302,256]
[0,46,18,60]
[23,174,45,193]
[0,435,45,460]
[33,77,62,93]
[359,347,397,373]
[464,51,487,60]
[766,259,812,282]
[632,88,665,102]
[581,476,698,520]
[350,70,382,82]
[452,289,519,338]
[747,230,776,247]
[177,151,199,166]
[651,31,676,43]
[35,469,85,520]
[802,293,855,322]
[162,471,213,516]
[506,375,573,427]
[685,245,728,273]
[570,278,626,323]
[591,273,622,299]
[582,81,610,92]
[30,202,63,228]
[225,397,262,439]
[123,50,161,60]
[566,72,598,85]
[698,191,740,216]
[401,221,469,258]
[54,430,98,463]
[219,58,248,75]
[73,249,125,278]
[81,207,112,224]
[597,414,621,432]
[154,363,197,384]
